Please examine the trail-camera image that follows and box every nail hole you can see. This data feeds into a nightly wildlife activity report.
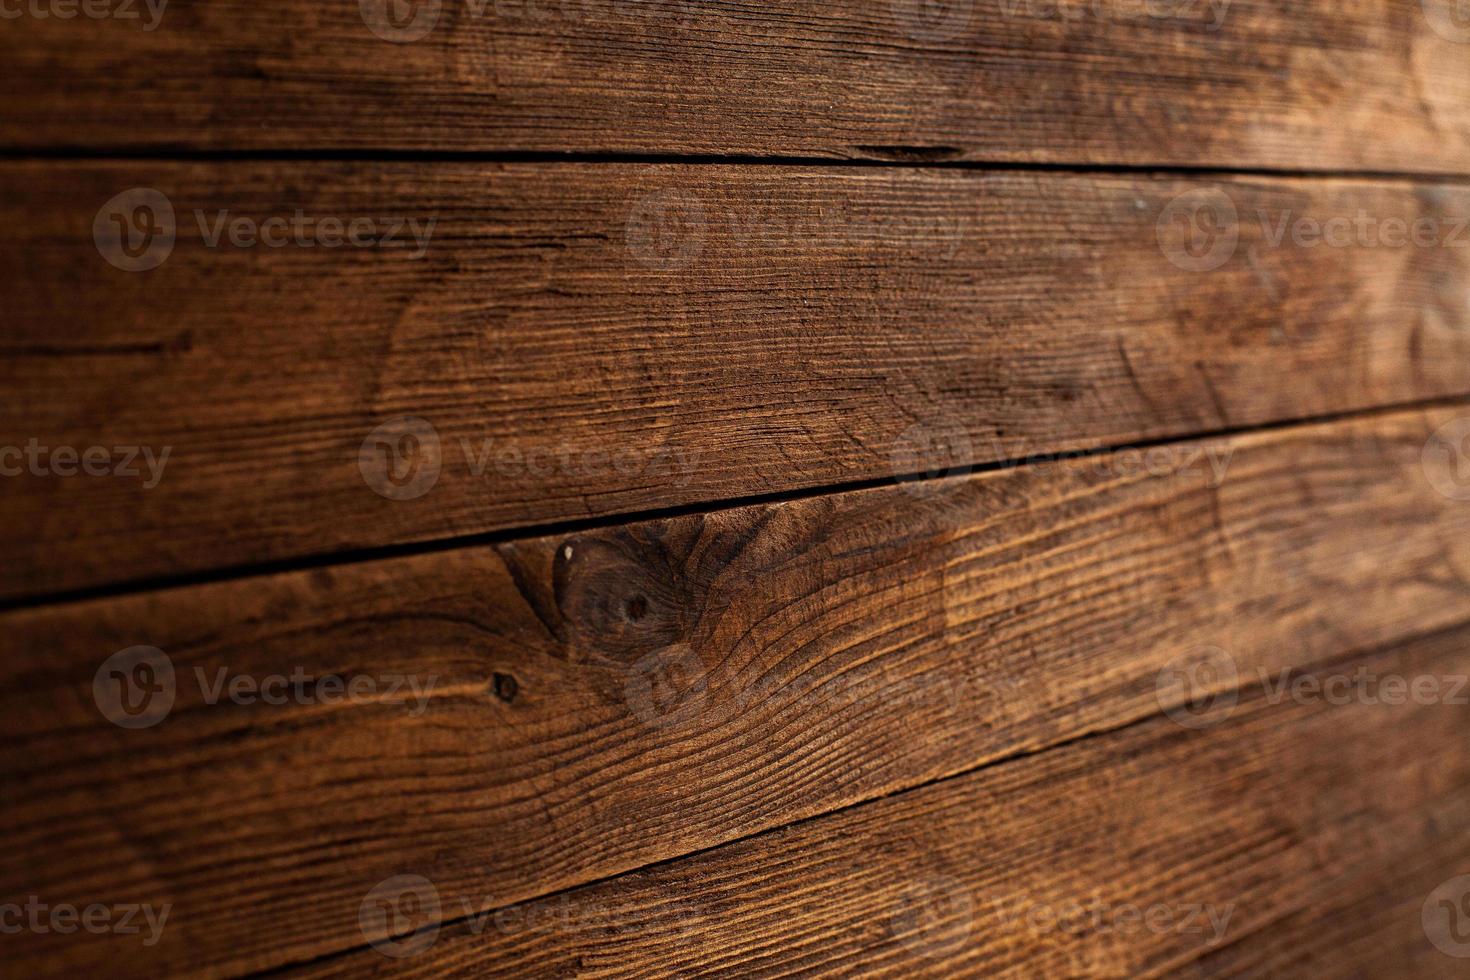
[491,673,518,703]
[625,595,649,622]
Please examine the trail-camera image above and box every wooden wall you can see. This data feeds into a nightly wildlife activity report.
[4,1,1470,976]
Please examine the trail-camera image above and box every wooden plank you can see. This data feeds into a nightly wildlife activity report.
[4,1,1470,172]
[3,406,1469,976]
[298,625,1470,978]
[7,163,1470,599]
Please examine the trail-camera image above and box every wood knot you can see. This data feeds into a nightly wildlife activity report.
[553,530,697,664]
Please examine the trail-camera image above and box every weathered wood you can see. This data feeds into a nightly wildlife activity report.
[7,163,1470,598]
[4,1,1470,173]
[3,407,1469,976]
[299,625,1470,978]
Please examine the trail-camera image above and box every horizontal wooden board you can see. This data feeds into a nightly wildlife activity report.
[4,1,1470,172]
[300,626,1470,977]
[4,407,1470,976]
[7,163,1470,599]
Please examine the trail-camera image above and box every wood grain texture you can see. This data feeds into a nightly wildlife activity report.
[7,162,1470,599]
[4,406,1469,976]
[300,625,1470,978]
[4,0,1470,172]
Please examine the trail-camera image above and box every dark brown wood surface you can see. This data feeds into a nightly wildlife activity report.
[5,0,1470,173]
[299,625,1470,977]
[4,406,1468,976]
[8,162,1470,600]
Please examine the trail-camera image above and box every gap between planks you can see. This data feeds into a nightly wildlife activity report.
[10,148,1470,186]
[5,391,1469,617]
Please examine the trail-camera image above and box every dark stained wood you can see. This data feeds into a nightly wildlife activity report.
[7,163,1470,599]
[4,407,1469,976]
[4,1,1470,173]
[299,625,1470,977]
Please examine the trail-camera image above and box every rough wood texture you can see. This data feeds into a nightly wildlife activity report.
[302,626,1470,978]
[4,1,1470,172]
[7,162,1470,599]
[4,407,1469,976]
